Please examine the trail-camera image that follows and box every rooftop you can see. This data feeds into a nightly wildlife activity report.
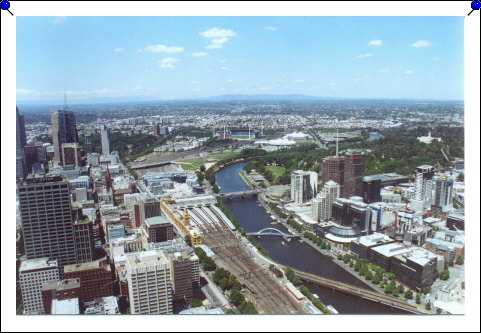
[356,232,394,247]
[51,298,80,315]
[63,258,110,273]
[42,279,80,291]
[371,242,412,258]
[19,258,58,272]
[145,215,172,227]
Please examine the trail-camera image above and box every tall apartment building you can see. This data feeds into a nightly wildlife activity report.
[169,252,195,302]
[61,142,81,167]
[311,180,340,221]
[18,175,77,266]
[19,258,60,314]
[100,125,111,156]
[51,109,78,166]
[411,165,435,212]
[42,279,81,314]
[362,176,382,204]
[63,258,114,302]
[84,133,93,154]
[73,219,95,263]
[126,251,173,314]
[322,151,365,199]
[16,107,27,180]
[431,176,454,217]
[290,170,317,204]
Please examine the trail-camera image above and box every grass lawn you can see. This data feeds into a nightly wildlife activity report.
[177,158,204,171]
[207,151,237,161]
[265,165,286,177]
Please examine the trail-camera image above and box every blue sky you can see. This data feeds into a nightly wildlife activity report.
[16,16,464,101]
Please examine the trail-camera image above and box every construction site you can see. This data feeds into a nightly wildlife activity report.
[160,195,307,314]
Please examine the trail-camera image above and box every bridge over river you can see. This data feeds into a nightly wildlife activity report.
[216,189,260,199]
[290,268,424,314]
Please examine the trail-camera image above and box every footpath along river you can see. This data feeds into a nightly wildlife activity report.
[216,161,408,314]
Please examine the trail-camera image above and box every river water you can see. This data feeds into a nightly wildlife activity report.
[216,161,408,314]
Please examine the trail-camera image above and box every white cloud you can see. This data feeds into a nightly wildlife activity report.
[368,40,383,46]
[433,57,441,61]
[356,53,374,59]
[355,78,362,82]
[138,45,184,53]
[220,59,228,64]
[158,58,180,69]
[53,16,67,24]
[329,82,337,87]
[411,40,432,48]
[227,79,235,83]
[200,27,238,38]
[220,66,228,71]
[16,89,39,96]
[294,79,305,83]
[266,26,278,31]
[114,48,124,52]
[200,27,237,50]
[192,52,208,57]
[404,70,414,75]
[379,69,391,73]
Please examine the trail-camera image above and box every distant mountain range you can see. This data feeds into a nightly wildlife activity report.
[16,94,462,107]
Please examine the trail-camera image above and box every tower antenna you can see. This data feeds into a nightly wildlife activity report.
[336,129,339,157]
[63,86,69,110]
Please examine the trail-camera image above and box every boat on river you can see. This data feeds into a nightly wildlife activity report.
[326,305,339,314]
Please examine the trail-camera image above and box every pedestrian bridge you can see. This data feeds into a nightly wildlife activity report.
[247,228,300,239]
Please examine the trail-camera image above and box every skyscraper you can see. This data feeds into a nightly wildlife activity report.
[290,170,318,204]
[431,176,454,217]
[362,176,382,203]
[51,110,78,166]
[322,151,365,198]
[126,250,173,314]
[410,165,435,212]
[84,133,93,154]
[18,175,78,266]
[312,180,340,221]
[100,125,111,156]
[16,107,27,180]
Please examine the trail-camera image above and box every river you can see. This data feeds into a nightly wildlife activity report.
[216,161,408,314]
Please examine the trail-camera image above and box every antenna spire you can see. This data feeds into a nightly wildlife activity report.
[63,86,69,110]
[336,129,339,157]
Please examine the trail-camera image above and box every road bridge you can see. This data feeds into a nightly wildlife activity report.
[216,189,259,199]
[290,268,424,314]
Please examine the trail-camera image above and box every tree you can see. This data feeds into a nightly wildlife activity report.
[397,285,405,294]
[212,184,220,193]
[365,271,373,281]
[423,286,431,295]
[189,298,203,308]
[436,307,442,314]
[199,165,206,173]
[184,235,192,246]
[405,290,413,300]
[372,274,381,285]
[426,302,432,311]
[439,270,450,281]
[455,255,464,265]
[239,301,258,314]
[415,293,421,304]
[354,261,362,272]
[392,289,399,297]
[203,257,216,271]
[229,289,245,306]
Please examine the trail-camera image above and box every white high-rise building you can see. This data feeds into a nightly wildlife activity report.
[290,170,318,204]
[19,258,60,314]
[411,165,435,212]
[100,125,111,156]
[312,180,340,221]
[126,250,173,314]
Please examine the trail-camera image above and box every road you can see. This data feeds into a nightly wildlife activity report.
[200,270,232,309]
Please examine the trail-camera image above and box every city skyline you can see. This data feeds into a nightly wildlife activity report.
[16,16,464,102]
